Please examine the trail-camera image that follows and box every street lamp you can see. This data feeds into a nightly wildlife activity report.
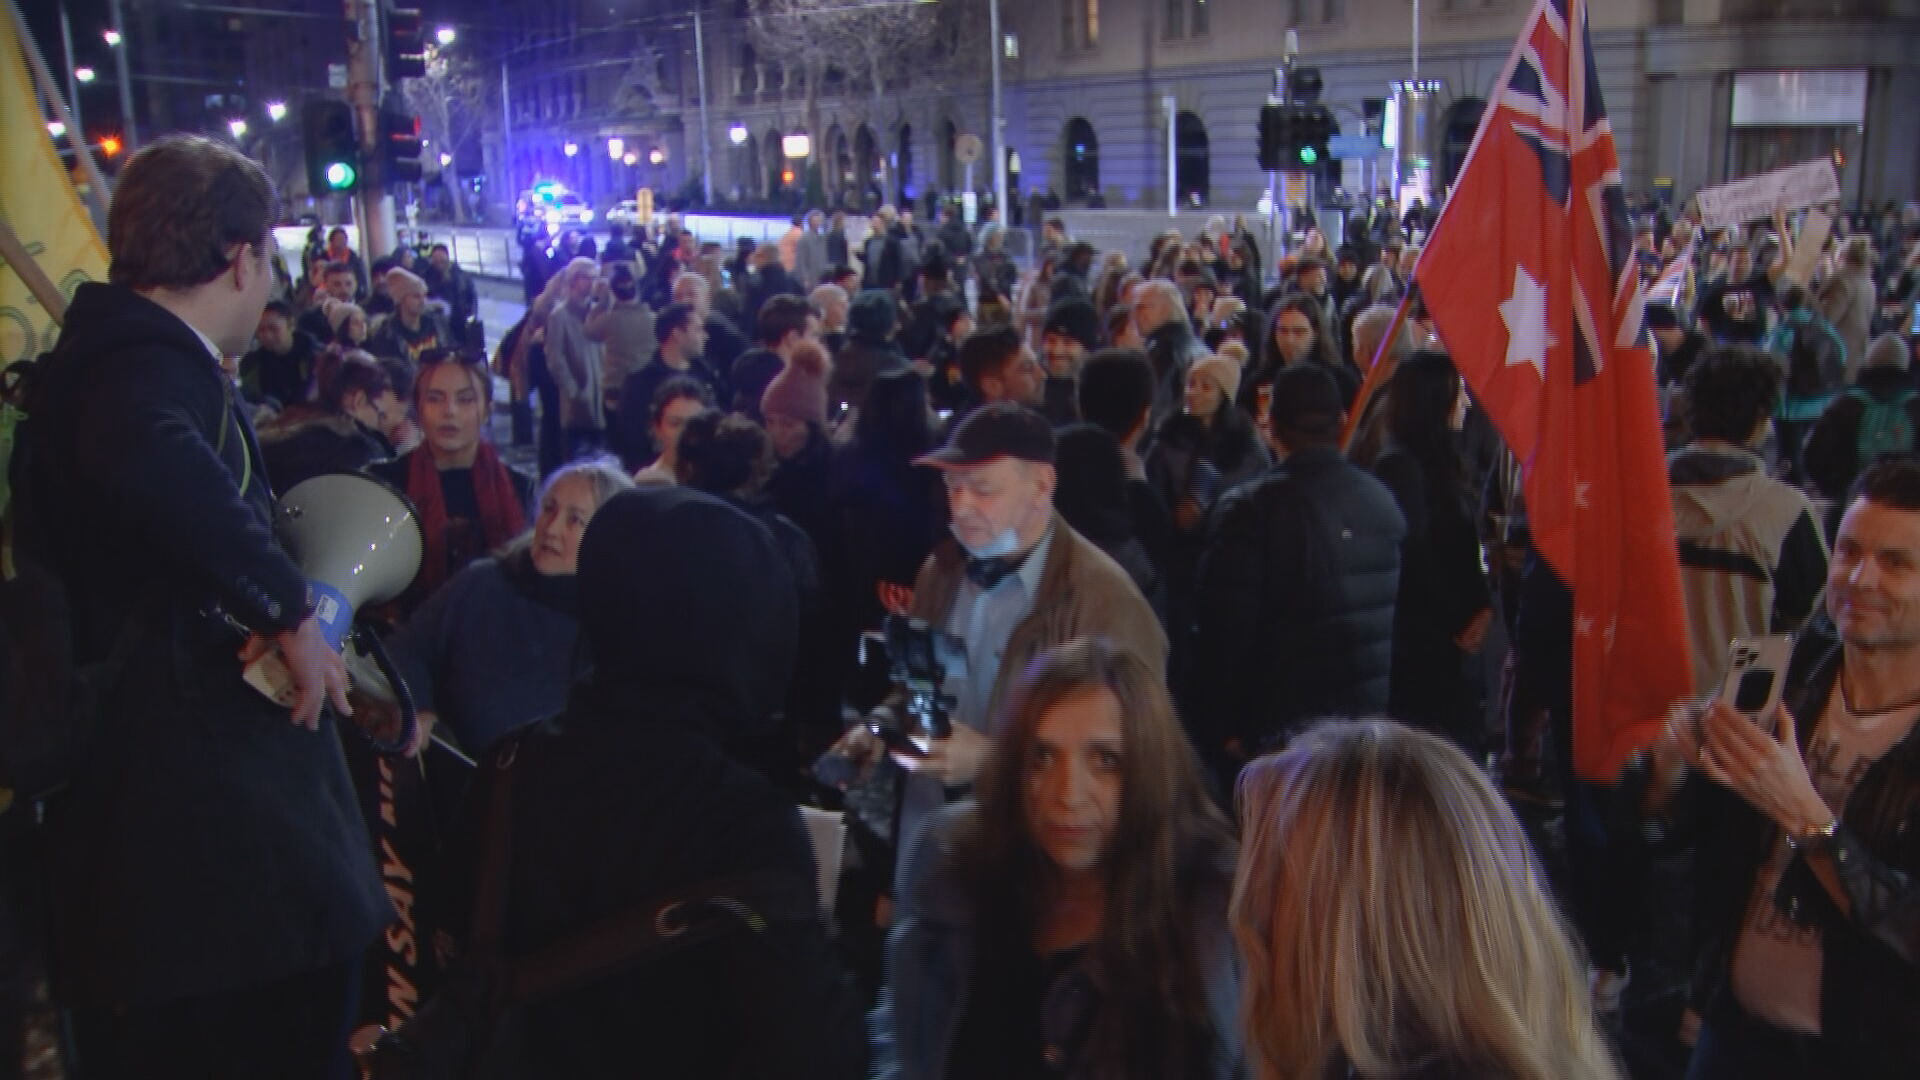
[435,25,456,46]
[102,28,121,46]
[607,137,625,160]
[782,133,810,159]
[228,118,247,139]
[439,152,452,167]
[622,152,638,166]
[648,147,666,166]
[266,100,287,123]
[47,121,65,138]
[563,140,578,158]
[75,66,95,83]
[728,123,748,146]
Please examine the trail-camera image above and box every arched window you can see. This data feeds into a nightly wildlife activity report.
[939,118,959,191]
[1063,117,1099,202]
[742,128,763,199]
[1175,110,1209,204]
[828,126,851,189]
[763,129,784,195]
[854,125,879,190]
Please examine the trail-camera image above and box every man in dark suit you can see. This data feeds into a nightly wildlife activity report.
[28,135,390,1079]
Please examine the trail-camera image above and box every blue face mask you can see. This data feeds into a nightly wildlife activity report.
[954,523,1022,560]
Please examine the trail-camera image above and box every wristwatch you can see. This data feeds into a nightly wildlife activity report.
[1785,816,1839,853]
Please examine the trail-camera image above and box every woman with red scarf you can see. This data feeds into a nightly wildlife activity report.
[372,348,531,614]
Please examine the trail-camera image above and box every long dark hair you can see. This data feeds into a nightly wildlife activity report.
[851,368,934,470]
[1385,350,1466,489]
[1259,293,1344,389]
[958,640,1236,1079]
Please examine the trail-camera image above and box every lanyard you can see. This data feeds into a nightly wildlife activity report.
[217,375,253,496]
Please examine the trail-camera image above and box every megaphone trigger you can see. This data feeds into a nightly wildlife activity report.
[344,637,399,706]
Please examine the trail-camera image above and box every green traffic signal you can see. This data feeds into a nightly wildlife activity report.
[1298,145,1319,166]
[325,161,357,190]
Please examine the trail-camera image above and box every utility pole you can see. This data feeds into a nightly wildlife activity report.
[58,4,82,137]
[988,0,1006,230]
[499,59,512,200]
[1163,94,1176,217]
[693,6,713,206]
[107,0,137,149]
[344,0,392,257]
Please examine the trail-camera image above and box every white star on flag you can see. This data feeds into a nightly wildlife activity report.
[1574,482,1591,509]
[1499,265,1554,380]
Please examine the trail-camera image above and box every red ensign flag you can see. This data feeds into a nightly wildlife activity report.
[1412,0,1691,780]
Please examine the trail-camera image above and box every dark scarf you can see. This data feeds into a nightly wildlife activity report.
[406,441,525,595]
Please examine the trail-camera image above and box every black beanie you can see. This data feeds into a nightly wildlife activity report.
[1043,297,1102,352]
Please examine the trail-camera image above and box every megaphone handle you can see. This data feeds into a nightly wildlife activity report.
[241,650,300,709]
[351,626,420,756]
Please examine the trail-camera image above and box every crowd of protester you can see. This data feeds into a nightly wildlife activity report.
[7,133,1920,1080]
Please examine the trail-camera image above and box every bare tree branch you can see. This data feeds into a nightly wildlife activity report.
[401,45,491,223]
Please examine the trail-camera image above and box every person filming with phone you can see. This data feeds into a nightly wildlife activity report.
[1634,460,1920,1078]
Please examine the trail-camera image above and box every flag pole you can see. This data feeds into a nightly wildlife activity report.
[0,214,69,326]
[6,0,112,220]
[1339,287,1416,449]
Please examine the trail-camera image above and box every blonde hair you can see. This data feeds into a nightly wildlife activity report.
[1232,721,1620,1080]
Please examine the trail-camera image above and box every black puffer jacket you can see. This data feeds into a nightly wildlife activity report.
[1190,446,1406,752]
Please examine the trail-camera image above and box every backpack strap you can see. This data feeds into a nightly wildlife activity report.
[460,732,816,1014]
[504,870,818,1008]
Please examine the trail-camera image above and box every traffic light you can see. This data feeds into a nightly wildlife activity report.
[386,6,427,80]
[1289,66,1324,106]
[379,109,424,184]
[1297,105,1335,169]
[302,99,360,193]
[1258,103,1294,171]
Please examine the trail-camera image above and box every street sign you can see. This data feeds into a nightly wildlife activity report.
[1328,134,1383,160]
[954,134,982,166]
[328,63,348,90]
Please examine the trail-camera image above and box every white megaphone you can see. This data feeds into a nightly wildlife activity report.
[241,473,423,739]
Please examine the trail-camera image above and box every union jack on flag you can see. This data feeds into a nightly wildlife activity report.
[1413,0,1692,781]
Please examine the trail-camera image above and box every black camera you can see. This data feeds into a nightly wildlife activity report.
[880,614,959,740]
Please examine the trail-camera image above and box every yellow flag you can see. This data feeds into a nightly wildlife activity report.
[0,12,108,366]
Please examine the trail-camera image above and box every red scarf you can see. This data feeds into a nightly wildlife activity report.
[406,440,525,596]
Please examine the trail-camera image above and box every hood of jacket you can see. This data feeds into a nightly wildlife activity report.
[573,486,797,740]
[53,282,227,372]
[1852,364,1916,402]
[1669,443,1773,534]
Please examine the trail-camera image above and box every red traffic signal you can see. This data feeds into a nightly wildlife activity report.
[380,109,424,184]
[387,6,427,80]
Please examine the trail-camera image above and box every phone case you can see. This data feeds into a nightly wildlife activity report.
[1716,635,1793,720]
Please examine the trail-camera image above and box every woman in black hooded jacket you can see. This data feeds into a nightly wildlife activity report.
[413,487,867,1079]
